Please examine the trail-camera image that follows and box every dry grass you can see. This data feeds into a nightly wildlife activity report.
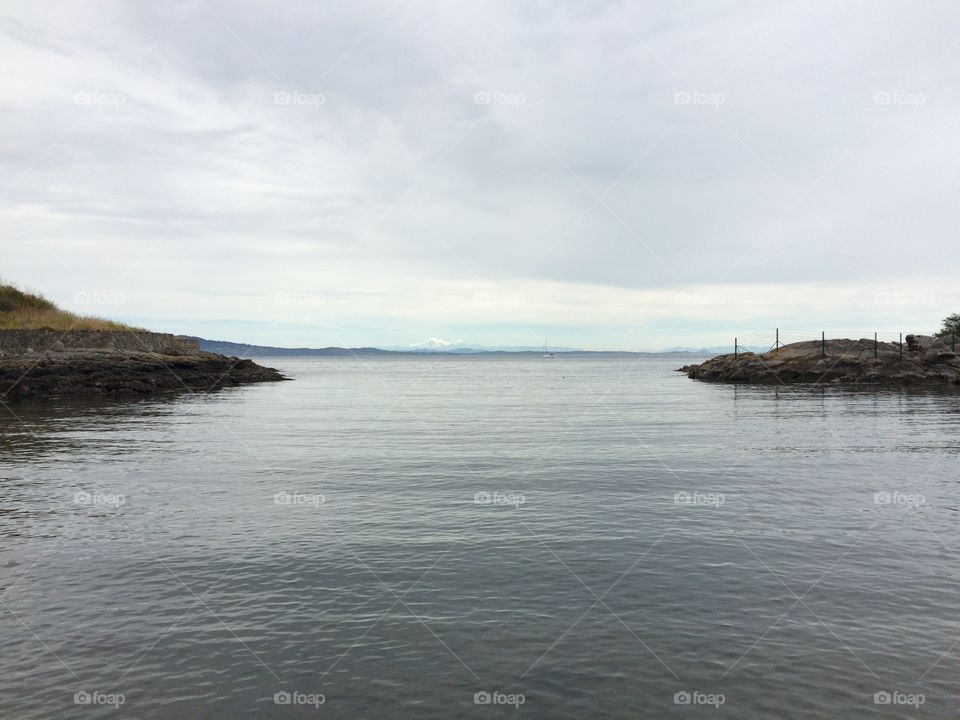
[0,283,143,331]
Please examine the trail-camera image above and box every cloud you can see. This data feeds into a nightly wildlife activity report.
[2,0,958,348]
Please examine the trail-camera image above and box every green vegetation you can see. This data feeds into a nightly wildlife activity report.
[937,313,960,338]
[0,283,141,331]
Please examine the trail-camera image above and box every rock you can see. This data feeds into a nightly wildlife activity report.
[0,349,288,400]
[684,336,960,386]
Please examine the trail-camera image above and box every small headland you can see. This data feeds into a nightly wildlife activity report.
[680,335,960,386]
[0,285,286,400]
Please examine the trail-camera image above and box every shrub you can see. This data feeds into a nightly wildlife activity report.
[937,314,960,338]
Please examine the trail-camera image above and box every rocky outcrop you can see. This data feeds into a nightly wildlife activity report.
[682,335,960,385]
[0,349,287,400]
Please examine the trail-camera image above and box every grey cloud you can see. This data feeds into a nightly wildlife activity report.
[2,0,957,347]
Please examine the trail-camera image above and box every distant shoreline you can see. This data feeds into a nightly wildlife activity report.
[189,337,719,358]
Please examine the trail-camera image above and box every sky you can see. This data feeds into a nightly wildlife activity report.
[2,0,958,351]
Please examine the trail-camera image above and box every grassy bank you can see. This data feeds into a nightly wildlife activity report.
[0,284,141,331]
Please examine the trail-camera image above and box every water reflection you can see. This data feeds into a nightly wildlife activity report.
[0,391,229,460]
[0,390,248,542]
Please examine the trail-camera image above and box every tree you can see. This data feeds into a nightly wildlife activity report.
[937,313,960,337]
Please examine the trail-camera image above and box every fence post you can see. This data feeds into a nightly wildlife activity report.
[776,328,779,349]
[874,332,878,359]
[821,331,825,357]
[899,332,903,362]
[735,337,738,357]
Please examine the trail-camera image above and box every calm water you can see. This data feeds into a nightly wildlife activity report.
[2,355,960,718]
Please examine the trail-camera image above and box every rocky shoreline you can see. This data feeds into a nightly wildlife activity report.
[680,335,960,386]
[0,348,287,400]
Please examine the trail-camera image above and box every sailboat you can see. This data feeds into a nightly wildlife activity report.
[542,338,557,358]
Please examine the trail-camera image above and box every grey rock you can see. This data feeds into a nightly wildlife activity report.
[684,336,960,386]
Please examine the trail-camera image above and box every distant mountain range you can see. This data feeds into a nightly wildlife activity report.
[386,340,583,353]
[186,338,394,357]
[187,337,731,357]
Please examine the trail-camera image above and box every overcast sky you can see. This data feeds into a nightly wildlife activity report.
[2,0,957,350]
